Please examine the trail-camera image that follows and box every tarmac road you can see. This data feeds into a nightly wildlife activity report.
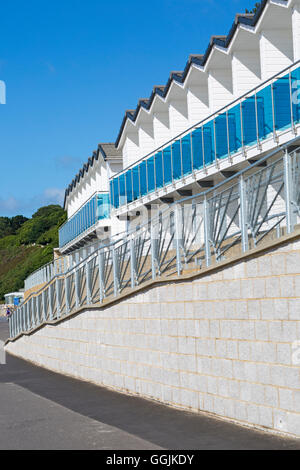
[0,318,299,450]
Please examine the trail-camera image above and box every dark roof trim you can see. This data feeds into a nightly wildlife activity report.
[63,143,121,209]
[115,0,279,147]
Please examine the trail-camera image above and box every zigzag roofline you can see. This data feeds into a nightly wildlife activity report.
[114,0,278,147]
[63,143,122,209]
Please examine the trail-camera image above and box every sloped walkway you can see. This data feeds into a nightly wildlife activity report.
[0,319,299,450]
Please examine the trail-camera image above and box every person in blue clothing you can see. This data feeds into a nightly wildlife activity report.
[6,307,11,318]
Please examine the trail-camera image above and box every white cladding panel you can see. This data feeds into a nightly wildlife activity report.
[208,68,234,112]
[232,50,261,98]
[292,4,300,61]
[260,29,294,80]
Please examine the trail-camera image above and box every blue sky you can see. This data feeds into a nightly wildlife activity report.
[0,0,256,217]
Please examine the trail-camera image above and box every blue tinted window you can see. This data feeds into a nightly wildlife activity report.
[132,166,140,200]
[155,152,163,188]
[139,161,147,196]
[119,174,126,206]
[215,114,228,159]
[228,103,242,153]
[242,97,257,146]
[191,128,203,170]
[181,134,192,175]
[256,85,273,140]
[125,170,133,203]
[171,140,182,180]
[203,121,215,166]
[147,156,155,193]
[273,74,292,131]
[163,146,172,184]
[113,178,119,208]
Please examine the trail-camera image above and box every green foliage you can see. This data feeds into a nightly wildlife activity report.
[0,215,28,239]
[245,2,261,14]
[0,205,67,300]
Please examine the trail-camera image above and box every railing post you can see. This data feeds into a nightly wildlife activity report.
[75,268,80,308]
[31,297,36,328]
[284,148,295,234]
[151,217,158,279]
[98,250,105,303]
[86,260,91,305]
[239,175,249,253]
[11,313,14,338]
[26,302,30,331]
[56,278,61,319]
[174,204,183,276]
[204,196,211,267]
[65,276,70,314]
[112,247,120,297]
[130,238,137,288]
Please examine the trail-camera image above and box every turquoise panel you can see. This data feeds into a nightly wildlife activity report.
[126,170,133,203]
[242,96,257,147]
[163,146,172,184]
[191,128,203,170]
[181,134,192,175]
[147,156,155,193]
[215,114,228,159]
[203,121,215,166]
[273,74,292,131]
[155,151,163,188]
[171,140,182,180]
[132,166,140,200]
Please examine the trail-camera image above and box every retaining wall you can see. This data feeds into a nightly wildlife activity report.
[5,237,300,438]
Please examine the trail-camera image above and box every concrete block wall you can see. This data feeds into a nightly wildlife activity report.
[6,237,300,438]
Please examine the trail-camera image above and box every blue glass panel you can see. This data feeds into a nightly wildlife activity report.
[109,180,114,209]
[97,194,110,220]
[162,146,172,185]
[256,85,273,140]
[228,103,242,153]
[291,68,300,125]
[191,128,203,170]
[203,121,215,166]
[125,170,133,203]
[132,166,140,200]
[181,134,192,175]
[147,156,155,193]
[155,152,163,188]
[171,140,182,180]
[139,161,147,196]
[119,174,126,206]
[242,97,257,147]
[273,75,291,131]
[215,114,228,159]
[112,178,119,208]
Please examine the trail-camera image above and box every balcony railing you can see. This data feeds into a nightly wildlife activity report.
[9,137,300,340]
[110,61,300,211]
[59,192,110,249]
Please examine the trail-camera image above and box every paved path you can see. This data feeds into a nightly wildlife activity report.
[1,319,300,450]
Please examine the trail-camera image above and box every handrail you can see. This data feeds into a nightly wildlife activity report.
[9,142,300,339]
[18,138,300,309]
[111,60,300,180]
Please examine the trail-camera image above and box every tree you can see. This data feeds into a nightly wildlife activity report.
[245,2,261,14]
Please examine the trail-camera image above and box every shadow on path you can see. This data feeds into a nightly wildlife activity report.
[1,322,300,450]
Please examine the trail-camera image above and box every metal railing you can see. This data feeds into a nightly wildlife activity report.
[110,61,300,211]
[9,138,300,339]
[59,192,110,249]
